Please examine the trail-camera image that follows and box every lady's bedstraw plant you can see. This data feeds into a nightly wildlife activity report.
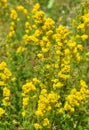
[0,0,89,129]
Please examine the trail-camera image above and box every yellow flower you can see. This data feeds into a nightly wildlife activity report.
[77,44,83,51]
[53,82,63,89]
[0,108,5,117]
[37,53,44,58]
[25,21,30,28]
[77,23,85,29]
[42,18,55,31]
[4,68,12,78]
[58,108,64,114]
[40,89,47,95]
[0,61,7,70]
[34,123,42,130]
[7,31,15,38]
[10,9,18,20]
[17,5,24,11]
[2,97,10,106]
[48,91,60,103]
[80,80,87,88]
[22,97,29,108]
[22,82,36,94]
[10,26,15,31]
[11,77,16,82]
[35,110,43,117]
[22,111,26,117]
[86,52,89,57]
[0,81,6,86]
[3,87,10,97]
[33,10,45,24]
[16,46,26,53]
[67,41,76,49]
[32,78,40,84]
[64,103,72,111]
[81,34,88,41]
[42,47,49,53]
[42,118,50,127]
[32,3,40,13]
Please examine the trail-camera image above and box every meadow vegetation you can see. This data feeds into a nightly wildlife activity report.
[0,0,89,129]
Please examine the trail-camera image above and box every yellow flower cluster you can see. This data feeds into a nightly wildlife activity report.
[0,61,12,116]
[42,18,55,31]
[0,61,12,83]
[34,117,50,129]
[22,81,36,95]
[10,8,18,20]
[22,81,36,116]
[32,3,45,24]
[7,8,18,38]
[2,87,11,106]
[64,80,89,113]
[35,89,60,128]
[67,40,83,62]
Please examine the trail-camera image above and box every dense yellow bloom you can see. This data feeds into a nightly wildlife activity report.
[33,10,45,24]
[64,80,89,113]
[67,41,76,49]
[48,91,60,103]
[42,18,55,31]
